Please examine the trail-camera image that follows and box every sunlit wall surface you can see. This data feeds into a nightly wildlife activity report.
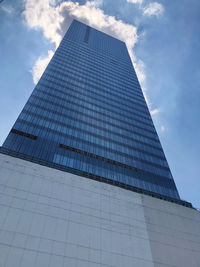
[2,20,180,200]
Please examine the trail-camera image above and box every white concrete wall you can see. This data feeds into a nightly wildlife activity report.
[142,195,200,266]
[0,153,199,267]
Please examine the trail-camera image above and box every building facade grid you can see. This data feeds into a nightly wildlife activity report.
[2,20,181,201]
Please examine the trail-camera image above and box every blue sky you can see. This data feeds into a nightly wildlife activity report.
[0,0,199,208]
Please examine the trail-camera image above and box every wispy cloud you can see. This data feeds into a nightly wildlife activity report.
[160,125,165,132]
[92,0,104,7]
[1,5,14,14]
[143,2,164,17]
[127,0,143,5]
[127,0,164,17]
[31,50,54,85]
[151,108,160,116]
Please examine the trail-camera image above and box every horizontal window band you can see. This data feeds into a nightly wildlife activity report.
[46,67,148,114]
[33,88,157,143]
[41,67,147,117]
[36,83,154,130]
[5,131,171,181]
[53,53,141,99]
[110,59,117,64]
[39,76,151,124]
[11,129,37,140]
[28,95,159,143]
[59,143,138,172]
[58,40,137,83]
[49,58,143,103]
[27,98,160,154]
[29,92,155,136]
[56,45,136,81]
[55,50,135,88]
[21,111,165,169]
[47,59,146,108]
[16,114,167,169]
[16,119,169,172]
[24,102,160,154]
[0,147,193,209]
[46,61,144,107]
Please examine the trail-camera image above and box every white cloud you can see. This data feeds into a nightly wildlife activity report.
[151,108,160,116]
[92,0,104,7]
[160,125,165,132]
[23,0,64,48]
[1,5,14,14]
[31,50,54,84]
[134,58,146,85]
[143,2,164,17]
[130,58,151,109]
[24,0,146,86]
[127,0,143,5]
[23,0,138,49]
[127,0,164,18]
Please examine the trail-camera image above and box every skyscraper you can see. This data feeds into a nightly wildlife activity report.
[1,20,188,206]
[0,20,199,267]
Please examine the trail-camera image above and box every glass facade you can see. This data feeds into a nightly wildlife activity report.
[2,20,180,200]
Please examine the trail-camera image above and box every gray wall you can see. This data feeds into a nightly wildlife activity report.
[0,153,199,267]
